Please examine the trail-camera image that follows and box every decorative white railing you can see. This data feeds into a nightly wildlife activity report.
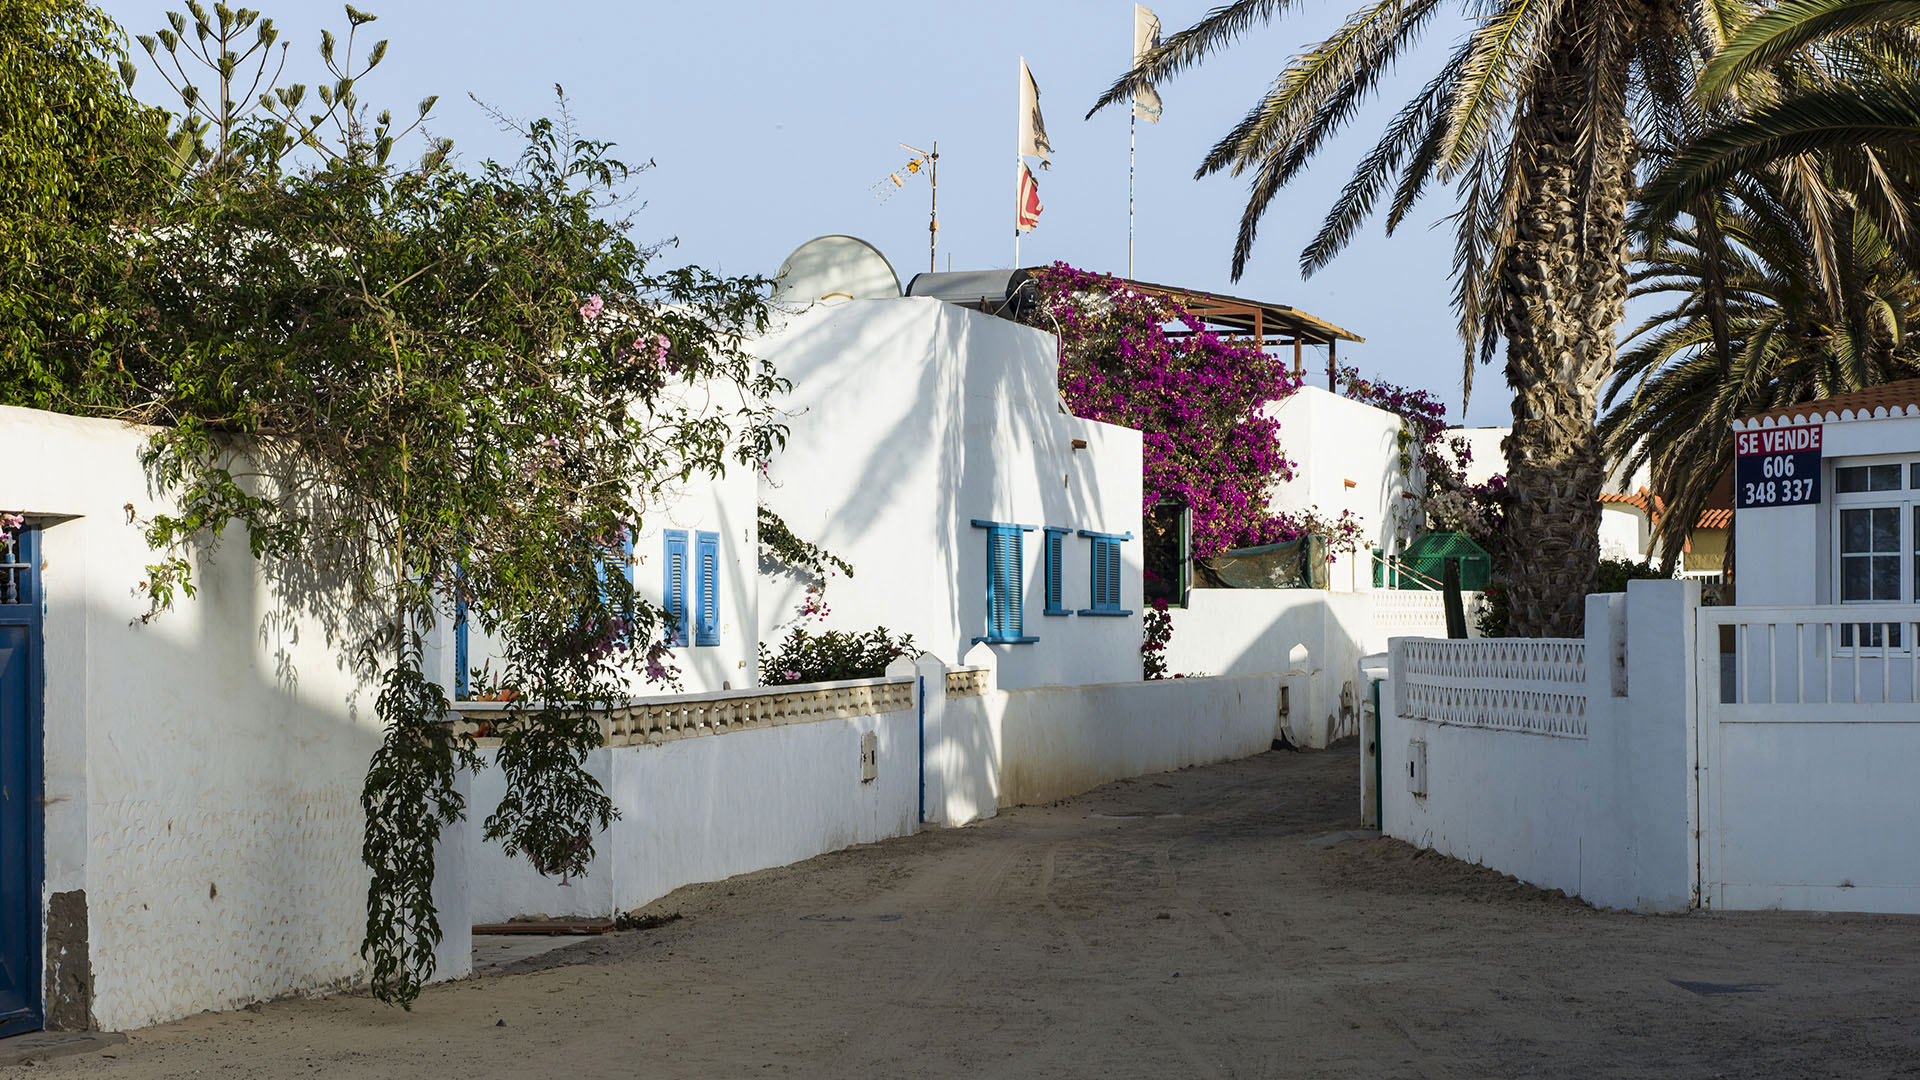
[1371,589,1483,640]
[1393,638,1590,738]
[1699,604,1920,707]
[944,667,991,698]
[452,675,915,746]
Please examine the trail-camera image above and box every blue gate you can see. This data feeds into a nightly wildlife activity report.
[0,526,43,1037]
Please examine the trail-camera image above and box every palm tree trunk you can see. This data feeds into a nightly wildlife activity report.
[1498,19,1636,638]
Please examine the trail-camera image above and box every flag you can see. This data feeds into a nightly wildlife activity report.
[1133,5,1164,122]
[1019,58,1053,169]
[1016,161,1043,233]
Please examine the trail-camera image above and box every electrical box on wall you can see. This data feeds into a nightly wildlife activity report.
[859,731,878,783]
[1407,738,1427,797]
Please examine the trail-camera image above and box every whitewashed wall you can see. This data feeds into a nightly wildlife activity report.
[925,650,1279,826]
[441,387,761,697]
[460,680,918,922]
[1264,387,1415,592]
[1598,503,1652,562]
[1,406,468,1033]
[1440,426,1509,487]
[1379,580,1698,912]
[1161,589,1478,748]
[1734,408,1920,606]
[752,298,1144,689]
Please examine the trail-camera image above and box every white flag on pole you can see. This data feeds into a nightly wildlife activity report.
[1133,4,1164,122]
[1019,58,1053,169]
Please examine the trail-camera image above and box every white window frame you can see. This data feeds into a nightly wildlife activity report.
[1829,453,1919,650]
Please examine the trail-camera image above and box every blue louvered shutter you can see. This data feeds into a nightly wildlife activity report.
[694,531,720,646]
[1098,534,1113,611]
[1043,528,1068,615]
[988,525,1023,639]
[1102,538,1121,609]
[663,530,689,646]
[453,588,469,699]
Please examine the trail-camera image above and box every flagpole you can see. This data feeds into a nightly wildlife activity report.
[1129,110,1136,278]
[1014,56,1022,268]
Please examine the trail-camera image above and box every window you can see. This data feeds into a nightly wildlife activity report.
[1144,501,1192,608]
[1831,456,1919,648]
[1836,463,1902,493]
[694,531,721,647]
[663,530,689,646]
[970,520,1037,643]
[1839,507,1901,602]
[1042,527,1070,616]
[1077,529,1133,616]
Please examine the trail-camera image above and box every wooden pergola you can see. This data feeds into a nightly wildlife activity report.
[1120,277,1364,390]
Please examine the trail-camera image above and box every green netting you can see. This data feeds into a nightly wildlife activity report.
[1393,532,1492,591]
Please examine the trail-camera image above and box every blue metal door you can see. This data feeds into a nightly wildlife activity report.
[0,527,43,1038]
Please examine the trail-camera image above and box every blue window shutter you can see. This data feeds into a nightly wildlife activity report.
[1105,534,1121,607]
[453,591,469,699]
[695,531,721,647]
[663,530,689,646]
[987,526,1023,638]
[970,519,1038,643]
[1043,527,1069,615]
[1003,529,1023,634]
[1077,530,1134,616]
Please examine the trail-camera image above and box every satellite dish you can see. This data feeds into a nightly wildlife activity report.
[772,235,902,304]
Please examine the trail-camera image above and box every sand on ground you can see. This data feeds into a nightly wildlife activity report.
[9,744,1920,1079]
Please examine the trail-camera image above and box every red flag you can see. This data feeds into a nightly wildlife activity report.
[1016,161,1043,233]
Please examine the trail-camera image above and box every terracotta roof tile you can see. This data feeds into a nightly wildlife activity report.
[1596,488,1729,531]
[1741,378,1920,426]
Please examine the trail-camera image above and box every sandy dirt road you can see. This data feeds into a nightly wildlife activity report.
[9,744,1920,1079]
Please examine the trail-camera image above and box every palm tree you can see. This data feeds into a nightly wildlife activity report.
[1638,0,1920,252]
[1603,185,1920,569]
[1091,1,1731,635]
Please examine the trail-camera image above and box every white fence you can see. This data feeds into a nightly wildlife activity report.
[1394,638,1588,737]
[1369,589,1483,644]
[1381,584,1920,916]
[454,658,1286,921]
[1379,582,1695,912]
[1696,604,1920,913]
[458,675,920,922]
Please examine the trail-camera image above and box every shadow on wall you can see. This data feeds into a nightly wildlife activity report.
[756,299,1138,687]
[36,512,416,1034]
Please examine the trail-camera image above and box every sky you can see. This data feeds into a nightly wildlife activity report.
[97,0,1516,426]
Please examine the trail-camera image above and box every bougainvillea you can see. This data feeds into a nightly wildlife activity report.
[1029,264,1320,557]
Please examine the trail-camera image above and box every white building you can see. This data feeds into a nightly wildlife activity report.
[750,297,1145,689]
[1732,379,1920,607]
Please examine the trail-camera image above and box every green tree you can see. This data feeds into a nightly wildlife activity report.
[11,3,785,1005]
[1091,0,1735,635]
[1605,183,1920,568]
[1636,0,1920,283]
[0,0,170,409]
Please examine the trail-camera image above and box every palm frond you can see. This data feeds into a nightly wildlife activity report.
[1699,0,1920,103]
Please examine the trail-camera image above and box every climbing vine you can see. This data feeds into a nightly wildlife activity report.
[7,3,786,1005]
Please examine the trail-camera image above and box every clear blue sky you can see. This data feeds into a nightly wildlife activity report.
[100,1,1519,426]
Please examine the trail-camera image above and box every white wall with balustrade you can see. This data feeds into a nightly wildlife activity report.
[1379,580,1697,912]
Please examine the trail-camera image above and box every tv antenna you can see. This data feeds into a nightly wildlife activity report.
[870,141,939,272]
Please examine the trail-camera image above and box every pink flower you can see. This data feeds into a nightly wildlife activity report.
[579,294,604,320]
[651,334,670,363]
